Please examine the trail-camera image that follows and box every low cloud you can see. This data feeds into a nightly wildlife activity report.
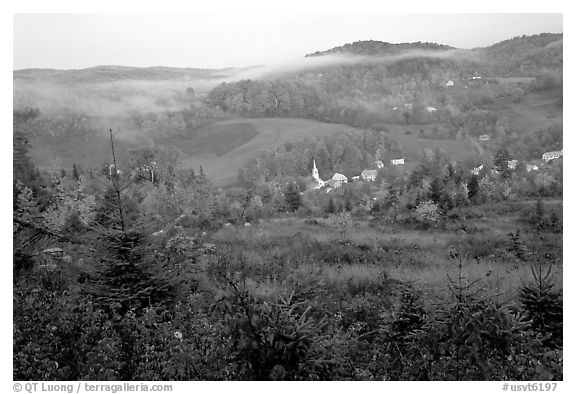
[13,48,474,117]
[221,48,472,81]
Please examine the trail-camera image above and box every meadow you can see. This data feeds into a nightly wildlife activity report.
[209,197,562,304]
[173,118,353,185]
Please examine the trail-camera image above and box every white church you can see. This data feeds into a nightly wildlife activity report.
[312,159,326,190]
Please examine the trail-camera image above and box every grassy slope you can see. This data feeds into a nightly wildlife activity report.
[485,88,562,137]
[505,89,563,135]
[169,118,481,185]
[175,118,353,185]
[30,116,476,182]
[382,124,479,162]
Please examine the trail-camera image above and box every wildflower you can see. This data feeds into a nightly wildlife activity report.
[174,331,183,340]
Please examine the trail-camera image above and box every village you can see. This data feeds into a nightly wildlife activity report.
[312,157,404,192]
[313,145,562,193]
[471,149,563,175]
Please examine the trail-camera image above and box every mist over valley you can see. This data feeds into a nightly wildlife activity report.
[13,26,564,382]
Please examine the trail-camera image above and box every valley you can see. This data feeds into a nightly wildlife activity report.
[13,29,563,382]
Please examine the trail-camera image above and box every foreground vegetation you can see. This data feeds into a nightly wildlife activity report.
[13,33,562,380]
[13,139,562,380]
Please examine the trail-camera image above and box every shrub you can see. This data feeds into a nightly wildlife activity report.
[519,263,563,348]
[414,200,440,226]
[213,283,347,380]
[506,230,528,261]
[329,211,352,240]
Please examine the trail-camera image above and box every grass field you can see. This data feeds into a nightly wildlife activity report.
[492,89,562,137]
[382,124,479,162]
[24,116,484,183]
[171,118,484,185]
[209,199,562,303]
[175,118,353,185]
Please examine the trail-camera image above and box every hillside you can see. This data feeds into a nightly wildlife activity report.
[305,40,455,57]
[154,118,353,185]
[477,33,563,76]
[305,34,563,77]
[14,33,563,185]
[19,115,352,185]
[13,65,234,84]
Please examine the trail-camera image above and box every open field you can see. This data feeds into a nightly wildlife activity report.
[178,118,482,184]
[382,124,479,161]
[209,199,562,304]
[175,118,353,184]
[26,117,351,182]
[492,89,562,137]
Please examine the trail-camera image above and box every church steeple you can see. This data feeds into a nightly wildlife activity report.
[312,159,319,179]
[312,158,324,188]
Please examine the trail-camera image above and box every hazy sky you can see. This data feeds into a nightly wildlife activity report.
[13,13,563,70]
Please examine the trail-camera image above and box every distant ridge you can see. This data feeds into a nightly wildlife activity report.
[305,40,456,58]
[13,65,244,84]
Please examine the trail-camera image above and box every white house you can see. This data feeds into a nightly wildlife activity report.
[331,173,348,187]
[507,159,518,170]
[391,158,405,166]
[542,150,563,162]
[361,169,377,182]
[479,134,490,142]
[446,80,454,87]
[426,106,437,113]
[352,176,360,181]
[375,160,384,169]
[471,164,484,175]
[526,164,539,172]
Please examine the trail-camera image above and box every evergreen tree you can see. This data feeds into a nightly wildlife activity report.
[494,148,512,178]
[13,131,37,185]
[72,163,81,181]
[345,198,353,212]
[325,198,336,214]
[445,162,456,182]
[90,130,177,313]
[519,263,563,347]
[428,177,444,205]
[467,175,479,201]
[284,182,302,212]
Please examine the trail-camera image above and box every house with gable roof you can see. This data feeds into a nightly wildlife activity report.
[331,173,348,188]
[361,169,377,182]
[542,150,563,162]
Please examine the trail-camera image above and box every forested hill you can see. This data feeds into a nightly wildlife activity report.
[14,65,234,84]
[304,34,563,77]
[207,33,562,128]
[305,40,455,57]
[476,33,563,76]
